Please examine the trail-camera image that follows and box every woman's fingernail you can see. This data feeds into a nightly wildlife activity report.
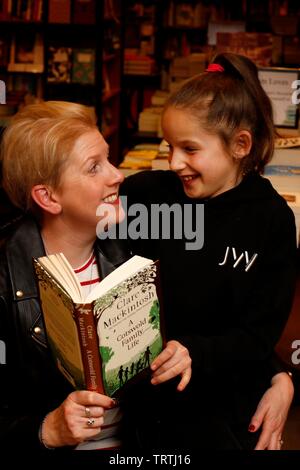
[110,398,119,408]
[151,363,157,371]
[248,424,255,432]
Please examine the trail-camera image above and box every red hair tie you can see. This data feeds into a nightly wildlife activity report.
[206,63,224,72]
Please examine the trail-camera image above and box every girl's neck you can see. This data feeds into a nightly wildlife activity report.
[41,225,96,269]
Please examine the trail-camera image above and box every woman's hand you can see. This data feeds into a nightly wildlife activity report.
[41,391,115,448]
[150,340,192,391]
[248,372,294,450]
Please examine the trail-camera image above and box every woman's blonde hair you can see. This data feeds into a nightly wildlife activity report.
[1,101,98,211]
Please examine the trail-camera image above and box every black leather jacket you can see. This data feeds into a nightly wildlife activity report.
[0,216,131,450]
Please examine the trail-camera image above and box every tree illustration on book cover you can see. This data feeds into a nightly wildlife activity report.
[94,264,163,397]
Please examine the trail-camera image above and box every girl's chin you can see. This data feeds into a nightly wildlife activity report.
[183,186,199,198]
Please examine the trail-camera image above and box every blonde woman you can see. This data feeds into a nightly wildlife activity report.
[0,101,191,450]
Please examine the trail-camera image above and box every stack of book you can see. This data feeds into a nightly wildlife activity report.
[138,107,163,135]
[264,137,300,243]
[0,0,43,21]
[216,32,273,67]
[168,53,206,93]
[119,144,159,176]
[150,90,170,107]
[124,52,156,76]
[151,140,170,170]
[169,54,206,79]
[47,47,95,84]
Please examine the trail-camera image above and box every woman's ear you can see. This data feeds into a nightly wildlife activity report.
[232,130,252,160]
[31,185,62,215]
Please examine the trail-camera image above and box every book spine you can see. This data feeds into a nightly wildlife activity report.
[153,260,167,349]
[74,303,104,394]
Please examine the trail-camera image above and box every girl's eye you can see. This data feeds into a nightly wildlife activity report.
[185,147,197,153]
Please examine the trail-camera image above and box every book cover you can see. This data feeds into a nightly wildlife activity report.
[8,32,44,73]
[47,47,72,83]
[48,0,71,23]
[34,255,164,398]
[72,48,95,84]
[73,0,95,24]
[264,165,300,176]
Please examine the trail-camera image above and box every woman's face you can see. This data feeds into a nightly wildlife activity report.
[162,106,241,199]
[54,129,125,233]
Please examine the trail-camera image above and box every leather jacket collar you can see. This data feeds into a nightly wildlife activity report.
[6,215,131,302]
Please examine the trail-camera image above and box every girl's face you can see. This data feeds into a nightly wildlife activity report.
[54,129,125,232]
[162,106,242,199]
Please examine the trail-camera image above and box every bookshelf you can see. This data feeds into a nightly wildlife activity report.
[120,0,300,165]
[121,0,163,153]
[0,0,124,166]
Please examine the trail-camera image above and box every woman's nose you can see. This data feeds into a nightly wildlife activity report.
[108,163,125,185]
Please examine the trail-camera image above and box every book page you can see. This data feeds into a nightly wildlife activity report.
[37,253,83,302]
[86,255,153,302]
[37,253,153,303]
[34,260,86,389]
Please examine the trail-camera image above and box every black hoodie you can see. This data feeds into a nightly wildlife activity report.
[120,170,297,447]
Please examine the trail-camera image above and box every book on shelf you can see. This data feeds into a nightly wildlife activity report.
[0,0,43,22]
[138,107,163,134]
[33,254,165,398]
[207,21,245,46]
[264,146,300,184]
[120,144,159,171]
[72,48,95,84]
[0,36,8,67]
[216,32,273,67]
[264,146,300,242]
[151,139,170,170]
[275,136,300,148]
[48,0,71,24]
[8,32,44,73]
[73,0,96,25]
[47,47,72,83]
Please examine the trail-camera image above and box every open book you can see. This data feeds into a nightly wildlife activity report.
[33,254,164,398]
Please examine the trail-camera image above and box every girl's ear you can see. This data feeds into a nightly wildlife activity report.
[232,130,252,160]
[31,185,62,215]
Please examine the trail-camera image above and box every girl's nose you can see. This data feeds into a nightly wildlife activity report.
[169,150,186,172]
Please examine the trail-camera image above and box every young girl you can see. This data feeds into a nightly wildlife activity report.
[121,53,297,450]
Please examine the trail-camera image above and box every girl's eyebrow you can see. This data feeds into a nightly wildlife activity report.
[178,140,200,146]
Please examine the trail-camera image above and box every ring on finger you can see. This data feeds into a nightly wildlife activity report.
[86,418,95,426]
[84,406,91,418]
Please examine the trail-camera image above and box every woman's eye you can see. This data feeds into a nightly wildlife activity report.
[185,147,197,153]
[88,163,100,174]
